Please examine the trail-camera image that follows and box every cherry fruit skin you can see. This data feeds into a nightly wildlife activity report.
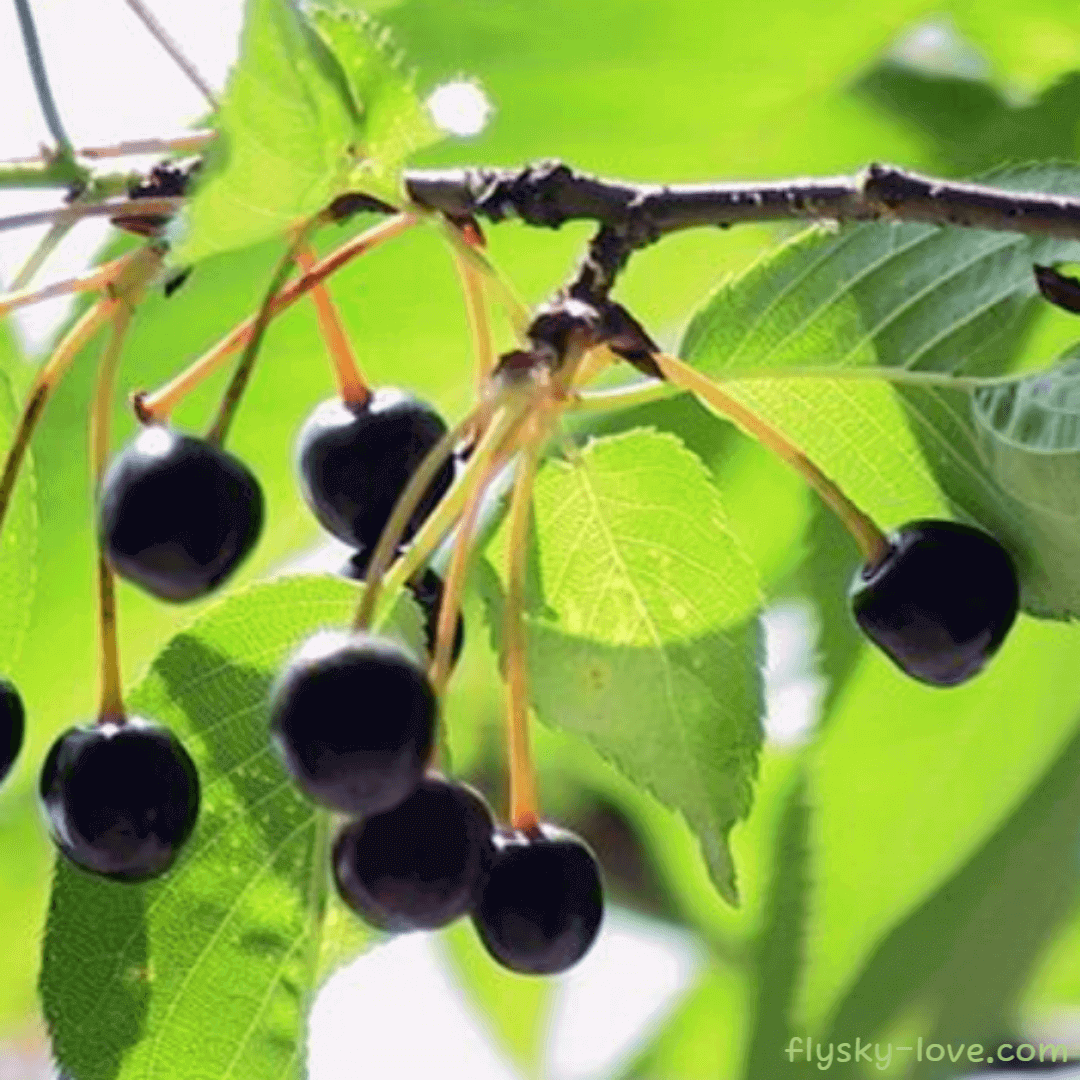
[269,630,436,816]
[333,775,495,932]
[99,426,264,602]
[473,824,604,975]
[850,519,1019,687]
[295,390,455,551]
[39,717,200,881]
[0,679,24,785]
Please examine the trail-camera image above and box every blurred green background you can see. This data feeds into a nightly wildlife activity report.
[4,1,1080,1077]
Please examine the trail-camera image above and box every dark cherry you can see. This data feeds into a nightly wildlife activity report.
[269,630,436,816]
[39,717,200,881]
[99,425,263,602]
[850,519,1019,687]
[333,774,495,932]
[0,679,24,785]
[295,390,454,550]
[473,824,604,975]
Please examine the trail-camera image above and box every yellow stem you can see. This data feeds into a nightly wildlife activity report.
[449,238,496,392]
[430,455,498,695]
[654,351,889,565]
[137,214,418,421]
[504,445,542,832]
[295,244,370,407]
[0,296,118,539]
[91,306,134,724]
[439,219,531,343]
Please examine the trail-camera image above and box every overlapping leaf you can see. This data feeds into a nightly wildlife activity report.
[484,431,764,904]
[40,576,423,1080]
[679,163,1080,616]
[179,0,439,264]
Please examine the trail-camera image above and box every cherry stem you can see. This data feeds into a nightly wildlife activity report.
[438,220,531,342]
[91,306,134,725]
[429,453,500,695]
[504,444,542,833]
[0,299,116,543]
[294,244,370,407]
[137,214,418,422]
[353,403,491,631]
[447,228,496,391]
[0,257,124,316]
[206,219,323,447]
[654,351,890,565]
[360,402,530,635]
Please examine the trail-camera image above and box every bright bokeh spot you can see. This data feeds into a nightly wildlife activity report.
[426,81,493,137]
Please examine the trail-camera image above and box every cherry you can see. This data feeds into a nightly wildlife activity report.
[0,679,24,785]
[269,630,436,816]
[295,390,455,551]
[473,824,604,975]
[39,717,200,881]
[850,519,1019,686]
[99,425,263,602]
[332,775,495,932]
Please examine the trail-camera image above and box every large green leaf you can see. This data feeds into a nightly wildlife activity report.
[796,617,1080,1034]
[40,576,423,1080]
[483,431,764,904]
[679,163,1080,616]
[819,710,1080,1078]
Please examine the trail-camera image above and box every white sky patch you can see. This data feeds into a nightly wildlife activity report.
[426,81,493,137]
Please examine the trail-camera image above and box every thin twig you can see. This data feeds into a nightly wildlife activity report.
[13,0,71,152]
[0,257,123,315]
[0,130,214,166]
[9,210,80,290]
[121,0,218,109]
[0,196,182,233]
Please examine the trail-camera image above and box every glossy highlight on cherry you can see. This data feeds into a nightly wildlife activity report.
[850,519,1019,687]
[269,630,437,817]
[333,774,495,932]
[99,425,264,602]
[39,717,200,882]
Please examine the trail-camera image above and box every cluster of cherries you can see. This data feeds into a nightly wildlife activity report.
[0,386,604,975]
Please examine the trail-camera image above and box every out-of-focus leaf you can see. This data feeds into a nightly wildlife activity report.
[441,920,553,1078]
[797,618,1080,1033]
[821,707,1080,1077]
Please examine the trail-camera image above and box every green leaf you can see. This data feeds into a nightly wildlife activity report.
[310,6,442,202]
[679,164,1080,617]
[177,0,358,264]
[39,576,424,1080]
[179,0,442,264]
[854,62,1080,176]
[796,617,1080,1033]
[490,431,764,904]
[821,711,1080,1077]
[619,964,749,1079]
[440,920,554,1078]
